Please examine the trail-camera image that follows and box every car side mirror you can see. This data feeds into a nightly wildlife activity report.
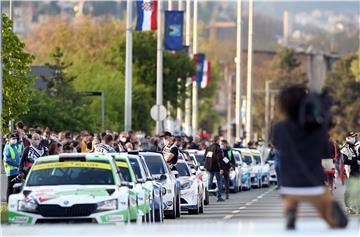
[146,177,153,181]
[159,174,167,181]
[121,181,134,189]
[128,182,134,189]
[200,166,205,171]
[191,169,196,175]
[137,178,145,183]
[13,183,24,194]
[171,170,179,178]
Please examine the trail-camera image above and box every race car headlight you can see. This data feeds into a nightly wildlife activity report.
[18,200,38,213]
[229,171,236,180]
[180,181,193,190]
[97,199,118,212]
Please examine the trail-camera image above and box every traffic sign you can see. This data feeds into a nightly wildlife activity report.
[150,105,167,121]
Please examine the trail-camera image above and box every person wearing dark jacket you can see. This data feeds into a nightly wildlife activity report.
[340,131,360,213]
[204,136,224,202]
[271,86,347,230]
[221,140,236,199]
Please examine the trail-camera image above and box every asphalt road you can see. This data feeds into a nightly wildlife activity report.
[2,184,359,237]
[174,184,338,222]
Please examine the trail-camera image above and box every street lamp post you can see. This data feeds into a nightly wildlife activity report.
[124,0,133,132]
[265,80,274,144]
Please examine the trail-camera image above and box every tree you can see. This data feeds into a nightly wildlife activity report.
[351,49,360,82]
[324,54,360,139]
[21,48,97,132]
[2,14,34,127]
[269,47,308,88]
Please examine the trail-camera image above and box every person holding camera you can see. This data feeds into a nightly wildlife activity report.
[3,134,23,201]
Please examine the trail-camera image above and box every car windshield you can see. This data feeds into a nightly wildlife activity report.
[119,166,132,182]
[176,163,191,177]
[27,161,114,186]
[242,155,253,165]
[194,154,204,166]
[253,155,261,164]
[129,157,144,179]
[233,152,241,163]
[143,155,166,175]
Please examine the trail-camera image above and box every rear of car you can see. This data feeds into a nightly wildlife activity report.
[140,152,181,219]
[112,154,150,222]
[176,161,204,214]
[186,150,209,205]
[8,154,134,224]
[250,149,270,187]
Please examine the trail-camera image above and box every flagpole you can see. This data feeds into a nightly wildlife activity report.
[246,0,254,141]
[156,0,164,135]
[192,0,198,137]
[235,0,243,139]
[124,0,133,132]
[168,0,172,10]
[184,0,191,136]
[176,0,183,133]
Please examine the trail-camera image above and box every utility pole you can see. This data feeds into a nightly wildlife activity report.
[156,0,164,134]
[124,0,133,132]
[235,0,243,139]
[176,0,183,133]
[9,0,13,20]
[192,0,198,137]
[264,80,274,144]
[184,0,191,136]
[226,67,232,142]
[245,0,254,142]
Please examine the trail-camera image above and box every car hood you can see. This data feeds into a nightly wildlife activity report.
[177,176,192,184]
[22,185,118,205]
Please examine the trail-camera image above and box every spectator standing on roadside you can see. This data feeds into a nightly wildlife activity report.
[94,134,116,153]
[161,132,179,171]
[220,139,236,199]
[19,133,48,179]
[204,136,225,202]
[340,131,360,214]
[3,134,23,200]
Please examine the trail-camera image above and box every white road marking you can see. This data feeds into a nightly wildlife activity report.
[223,215,233,220]
[239,206,246,210]
[232,210,240,214]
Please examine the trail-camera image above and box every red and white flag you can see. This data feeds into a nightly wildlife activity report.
[201,61,211,88]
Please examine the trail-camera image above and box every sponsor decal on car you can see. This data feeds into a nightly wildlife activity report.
[32,162,112,171]
[116,161,128,168]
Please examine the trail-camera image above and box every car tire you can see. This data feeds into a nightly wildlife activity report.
[176,193,181,218]
[199,193,204,214]
[204,189,209,205]
[165,198,176,219]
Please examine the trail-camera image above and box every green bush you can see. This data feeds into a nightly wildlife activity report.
[1,204,8,223]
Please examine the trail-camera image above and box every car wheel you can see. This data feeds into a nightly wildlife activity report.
[176,194,181,218]
[199,193,204,214]
[165,198,176,219]
[204,189,209,205]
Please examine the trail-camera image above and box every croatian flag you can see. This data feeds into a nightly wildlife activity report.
[136,0,158,31]
[193,53,205,85]
[201,61,212,88]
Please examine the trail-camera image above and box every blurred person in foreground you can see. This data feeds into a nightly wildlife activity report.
[270,86,347,230]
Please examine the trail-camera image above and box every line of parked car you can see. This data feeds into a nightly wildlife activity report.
[7,148,277,224]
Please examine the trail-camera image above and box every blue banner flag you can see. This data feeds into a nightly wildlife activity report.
[193,53,206,85]
[164,11,184,51]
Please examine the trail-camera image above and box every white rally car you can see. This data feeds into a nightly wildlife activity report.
[8,154,138,224]
[176,159,204,214]
[140,152,181,219]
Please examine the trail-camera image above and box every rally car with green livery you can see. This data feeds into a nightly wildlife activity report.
[112,154,152,223]
[7,153,138,224]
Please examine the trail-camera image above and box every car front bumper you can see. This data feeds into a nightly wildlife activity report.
[8,208,129,224]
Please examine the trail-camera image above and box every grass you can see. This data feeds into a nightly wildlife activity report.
[1,204,8,224]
